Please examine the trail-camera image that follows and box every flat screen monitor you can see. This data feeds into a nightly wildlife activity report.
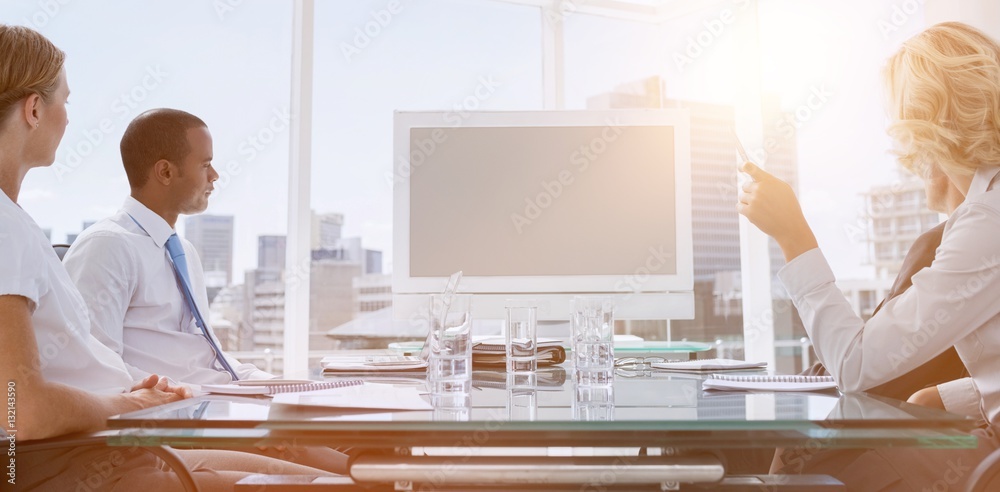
[393,110,693,320]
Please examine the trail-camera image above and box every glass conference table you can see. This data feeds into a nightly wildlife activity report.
[107,366,978,490]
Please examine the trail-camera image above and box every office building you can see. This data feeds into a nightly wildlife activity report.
[312,212,344,250]
[241,219,382,370]
[184,215,235,302]
[310,215,384,274]
[243,270,286,350]
[258,235,287,271]
[863,173,944,279]
[354,273,392,316]
[208,284,244,351]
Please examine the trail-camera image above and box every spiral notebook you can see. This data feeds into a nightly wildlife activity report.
[202,379,364,396]
[703,374,837,392]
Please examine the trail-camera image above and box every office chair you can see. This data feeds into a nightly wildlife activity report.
[52,243,71,261]
[966,447,1000,492]
[4,432,199,491]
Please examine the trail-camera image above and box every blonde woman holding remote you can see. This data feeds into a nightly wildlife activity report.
[739,22,1000,489]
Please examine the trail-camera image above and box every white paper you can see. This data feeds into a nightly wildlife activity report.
[703,379,838,392]
[321,355,428,371]
[650,359,768,372]
[270,383,432,410]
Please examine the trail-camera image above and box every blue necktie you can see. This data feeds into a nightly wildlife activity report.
[165,233,239,381]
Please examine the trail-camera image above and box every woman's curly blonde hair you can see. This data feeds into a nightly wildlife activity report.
[884,22,1000,178]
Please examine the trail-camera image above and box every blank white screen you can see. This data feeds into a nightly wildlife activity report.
[410,125,676,278]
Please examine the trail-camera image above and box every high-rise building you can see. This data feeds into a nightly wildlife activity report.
[184,215,235,301]
[258,235,286,271]
[365,249,383,275]
[208,283,244,351]
[863,173,943,279]
[241,223,382,373]
[312,212,344,250]
[353,273,392,316]
[586,77,799,345]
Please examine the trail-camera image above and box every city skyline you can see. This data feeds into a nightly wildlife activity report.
[7,0,932,289]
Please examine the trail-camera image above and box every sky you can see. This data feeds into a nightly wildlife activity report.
[2,0,931,283]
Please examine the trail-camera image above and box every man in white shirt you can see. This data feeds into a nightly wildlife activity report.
[64,108,348,474]
[64,108,272,385]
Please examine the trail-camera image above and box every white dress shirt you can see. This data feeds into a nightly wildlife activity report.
[779,165,1000,425]
[64,196,272,385]
[938,377,984,420]
[0,192,133,395]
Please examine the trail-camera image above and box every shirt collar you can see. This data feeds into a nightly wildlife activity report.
[966,165,1000,200]
[122,196,175,248]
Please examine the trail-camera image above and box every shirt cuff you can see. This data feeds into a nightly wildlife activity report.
[938,378,984,420]
[777,248,835,299]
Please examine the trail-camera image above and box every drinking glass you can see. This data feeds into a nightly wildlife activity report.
[427,294,473,406]
[505,300,538,373]
[571,296,615,386]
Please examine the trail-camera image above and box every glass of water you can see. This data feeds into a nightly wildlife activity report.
[505,300,538,374]
[571,296,615,386]
[427,294,473,406]
[573,383,615,421]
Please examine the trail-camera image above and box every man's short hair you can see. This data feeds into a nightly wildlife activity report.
[120,108,207,189]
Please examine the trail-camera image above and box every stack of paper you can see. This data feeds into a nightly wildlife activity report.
[471,338,566,366]
[650,359,768,372]
[270,383,432,410]
[321,355,428,372]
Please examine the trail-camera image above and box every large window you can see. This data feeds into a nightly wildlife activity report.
[302,0,543,374]
[6,0,957,377]
[3,1,294,373]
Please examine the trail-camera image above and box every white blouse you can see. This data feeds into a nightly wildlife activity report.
[0,192,133,395]
[779,165,1000,425]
